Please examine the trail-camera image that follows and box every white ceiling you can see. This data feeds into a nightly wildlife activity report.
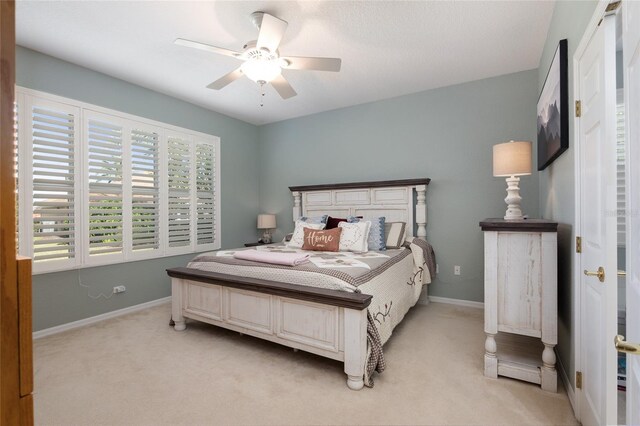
[16,1,555,125]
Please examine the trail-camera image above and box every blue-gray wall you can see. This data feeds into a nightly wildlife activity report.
[20,46,552,331]
[537,0,599,388]
[17,47,261,331]
[258,69,540,303]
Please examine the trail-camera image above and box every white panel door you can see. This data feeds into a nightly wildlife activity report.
[578,14,618,426]
[623,0,640,422]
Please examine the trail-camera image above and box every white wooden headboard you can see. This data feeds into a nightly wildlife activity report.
[289,179,430,239]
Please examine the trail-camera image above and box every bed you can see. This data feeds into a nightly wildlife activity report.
[167,178,433,390]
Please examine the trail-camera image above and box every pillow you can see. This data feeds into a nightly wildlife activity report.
[326,215,362,230]
[298,215,328,225]
[302,227,342,252]
[338,221,371,252]
[384,222,407,249]
[348,215,386,251]
[288,220,326,248]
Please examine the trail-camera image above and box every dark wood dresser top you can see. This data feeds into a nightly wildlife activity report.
[479,218,559,232]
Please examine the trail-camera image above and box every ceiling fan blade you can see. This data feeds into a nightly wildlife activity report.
[270,74,297,99]
[174,38,242,58]
[280,56,342,72]
[256,13,288,53]
[206,67,244,90]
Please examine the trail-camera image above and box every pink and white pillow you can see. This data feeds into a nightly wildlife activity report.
[288,220,326,248]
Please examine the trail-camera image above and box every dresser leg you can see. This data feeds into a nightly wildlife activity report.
[541,343,557,392]
[484,333,498,378]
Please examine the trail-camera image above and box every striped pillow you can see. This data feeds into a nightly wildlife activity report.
[384,222,406,249]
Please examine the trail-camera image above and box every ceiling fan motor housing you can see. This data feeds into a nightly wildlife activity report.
[242,40,277,60]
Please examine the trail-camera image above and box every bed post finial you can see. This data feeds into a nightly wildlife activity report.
[416,185,427,240]
[292,191,302,222]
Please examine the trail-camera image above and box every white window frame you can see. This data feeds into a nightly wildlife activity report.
[16,87,221,274]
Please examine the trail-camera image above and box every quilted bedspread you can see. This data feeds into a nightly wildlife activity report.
[187,238,436,387]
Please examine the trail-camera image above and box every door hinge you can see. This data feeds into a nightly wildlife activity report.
[606,1,621,12]
[576,236,582,253]
[576,371,583,389]
[575,100,582,117]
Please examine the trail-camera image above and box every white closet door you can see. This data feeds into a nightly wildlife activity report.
[577,14,618,426]
[623,0,640,422]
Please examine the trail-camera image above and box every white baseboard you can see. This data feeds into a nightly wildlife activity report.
[33,296,171,339]
[428,295,484,309]
[556,349,576,415]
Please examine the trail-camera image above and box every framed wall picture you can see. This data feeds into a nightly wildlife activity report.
[537,39,568,171]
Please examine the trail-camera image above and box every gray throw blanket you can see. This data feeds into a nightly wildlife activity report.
[364,311,386,387]
[407,238,437,279]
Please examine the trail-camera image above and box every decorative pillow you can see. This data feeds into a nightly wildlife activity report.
[348,215,386,251]
[298,215,328,225]
[288,220,326,248]
[338,221,371,252]
[326,215,362,230]
[302,227,342,252]
[384,222,407,249]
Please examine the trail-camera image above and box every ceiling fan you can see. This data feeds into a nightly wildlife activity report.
[175,11,342,100]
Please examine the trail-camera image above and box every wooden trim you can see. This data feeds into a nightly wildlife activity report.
[0,1,25,423]
[166,267,372,310]
[479,218,558,232]
[289,178,431,193]
[19,395,33,426]
[17,257,32,397]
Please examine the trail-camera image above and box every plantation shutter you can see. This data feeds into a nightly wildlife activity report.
[195,142,216,248]
[167,135,192,250]
[30,102,78,265]
[16,87,221,273]
[617,102,626,246]
[131,128,160,253]
[86,117,124,258]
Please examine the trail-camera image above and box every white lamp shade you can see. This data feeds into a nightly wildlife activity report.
[257,214,276,229]
[493,140,532,177]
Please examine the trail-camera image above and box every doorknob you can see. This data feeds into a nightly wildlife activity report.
[615,335,640,354]
[584,266,605,283]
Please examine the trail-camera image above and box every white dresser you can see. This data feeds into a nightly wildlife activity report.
[479,218,558,392]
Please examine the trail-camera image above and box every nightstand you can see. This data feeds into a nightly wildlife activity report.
[479,218,558,392]
[244,241,270,247]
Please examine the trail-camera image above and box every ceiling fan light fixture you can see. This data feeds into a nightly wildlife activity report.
[240,59,282,83]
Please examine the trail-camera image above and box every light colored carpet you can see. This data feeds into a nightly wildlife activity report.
[34,302,578,425]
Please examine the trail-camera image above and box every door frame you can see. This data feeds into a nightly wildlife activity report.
[572,0,619,422]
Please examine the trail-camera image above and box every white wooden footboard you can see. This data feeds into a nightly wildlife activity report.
[168,270,371,390]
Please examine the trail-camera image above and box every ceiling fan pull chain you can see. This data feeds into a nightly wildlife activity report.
[260,81,265,107]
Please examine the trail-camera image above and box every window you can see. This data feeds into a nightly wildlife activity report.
[16,88,220,274]
[130,127,160,254]
[28,100,80,268]
[167,134,192,251]
[195,142,216,246]
[86,114,124,260]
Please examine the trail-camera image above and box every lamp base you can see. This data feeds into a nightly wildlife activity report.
[261,230,272,244]
[504,176,524,220]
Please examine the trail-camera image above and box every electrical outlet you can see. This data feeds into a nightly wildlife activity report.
[113,285,126,294]
[454,265,461,276]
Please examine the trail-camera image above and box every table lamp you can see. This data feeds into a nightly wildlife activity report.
[257,214,276,243]
[493,140,532,220]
